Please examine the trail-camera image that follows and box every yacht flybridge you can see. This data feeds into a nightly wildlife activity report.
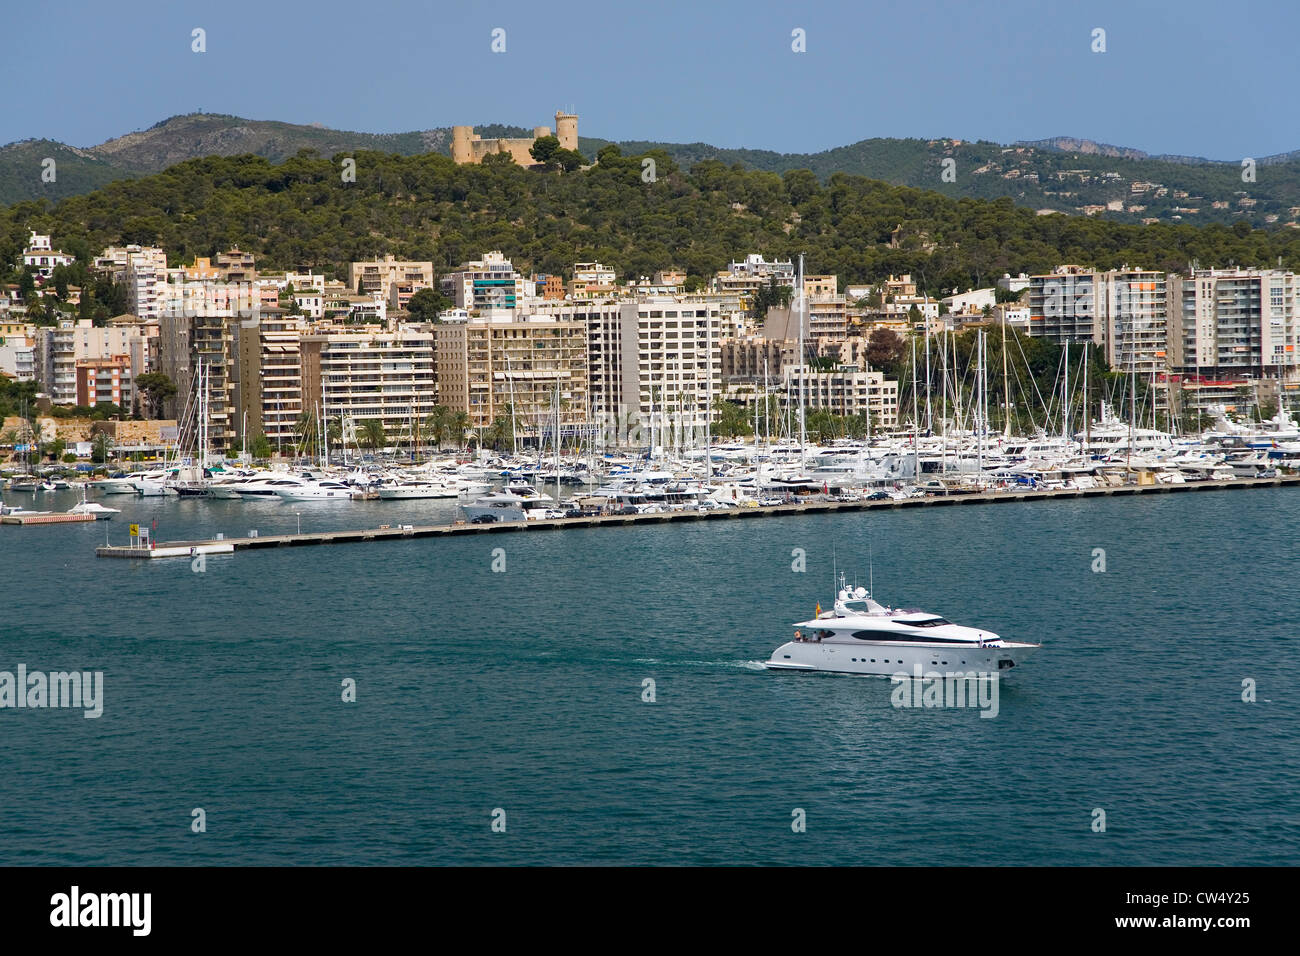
[765,576,1040,676]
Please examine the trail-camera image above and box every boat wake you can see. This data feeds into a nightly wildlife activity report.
[630,657,768,671]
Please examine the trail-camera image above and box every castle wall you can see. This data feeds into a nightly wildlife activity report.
[451,113,578,165]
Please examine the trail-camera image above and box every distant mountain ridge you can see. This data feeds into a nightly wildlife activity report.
[1020,135,1300,167]
[3,113,1300,227]
[1017,137,1152,161]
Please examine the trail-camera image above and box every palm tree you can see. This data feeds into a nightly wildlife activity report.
[423,405,451,449]
[486,412,514,451]
[360,419,386,451]
[294,411,318,457]
[447,411,470,451]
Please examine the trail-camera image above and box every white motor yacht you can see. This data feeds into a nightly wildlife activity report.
[67,485,121,519]
[273,478,353,501]
[132,470,176,496]
[67,500,121,519]
[765,576,1040,676]
[377,478,459,499]
[460,485,561,522]
[95,476,140,495]
[235,475,309,499]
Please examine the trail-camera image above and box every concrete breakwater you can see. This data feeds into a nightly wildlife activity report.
[93,474,1299,560]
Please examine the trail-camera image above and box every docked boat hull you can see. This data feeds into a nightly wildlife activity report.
[377,485,459,499]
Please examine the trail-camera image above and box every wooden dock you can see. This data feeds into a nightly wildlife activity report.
[3,512,96,525]
[93,474,1300,559]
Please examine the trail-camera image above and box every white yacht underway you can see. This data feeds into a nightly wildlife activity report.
[765,577,1040,676]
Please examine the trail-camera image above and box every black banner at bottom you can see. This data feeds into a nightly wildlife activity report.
[0,866,1279,941]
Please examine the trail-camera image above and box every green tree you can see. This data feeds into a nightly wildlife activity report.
[710,398,753,440]
[249,433,274,459]
[135,372,177,418]
[406,287,451,323]
[359,419,386,450]
[90,432,114,464]
[423,405,450,448]
[554,148,585,172]
[447,411,470,450]
[750,275,793,321]
[529,135,561,166]
[865,328,905,375]
[485,405,516,451]
[294,411,319,456]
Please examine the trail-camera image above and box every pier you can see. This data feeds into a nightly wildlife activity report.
[3,512,97,525]
[93,474,1300,559]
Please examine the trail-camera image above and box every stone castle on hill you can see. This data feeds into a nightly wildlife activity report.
[451,111,577,165]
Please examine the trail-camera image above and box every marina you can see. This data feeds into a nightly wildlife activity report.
[88,473,1300,557]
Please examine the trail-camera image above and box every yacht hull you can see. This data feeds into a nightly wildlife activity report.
[764,640,1039,676]
[377,486,458,499]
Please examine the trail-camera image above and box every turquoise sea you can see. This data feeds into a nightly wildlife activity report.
[2,487,1298,865]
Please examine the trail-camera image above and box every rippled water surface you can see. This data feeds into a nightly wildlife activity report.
[3,487,1298,864]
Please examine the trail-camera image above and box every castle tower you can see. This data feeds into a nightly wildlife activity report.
[555,112,578,151]
[451,126,474,164]
[533,126,551,140]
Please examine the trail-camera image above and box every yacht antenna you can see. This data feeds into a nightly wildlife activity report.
[868,537,874,596]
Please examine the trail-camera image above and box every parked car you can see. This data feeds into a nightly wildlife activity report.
[470,514,498,524]
[866,490,891,501]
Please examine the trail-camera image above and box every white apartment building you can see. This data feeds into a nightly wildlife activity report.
[569,261,618,298]
[96,245,169,320]
[440,251,525,311]
[713,254,796,299]
[602,298,724,439]
[35,318,149,406]
[299,326,436,444]
[782,365,899,428]
[1168,269,1299,378]
[1027,267,1168,376]
[0,321,36,382]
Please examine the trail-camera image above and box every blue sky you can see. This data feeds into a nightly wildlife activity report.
[5,0,1296,159]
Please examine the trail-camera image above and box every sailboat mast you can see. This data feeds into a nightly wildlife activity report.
[924,311,933,433]
[797,253,806,474]
[1083,342,1090,454]
[1001,316,1010,438]
[1063,340,1069,441]
[911,336,920,480]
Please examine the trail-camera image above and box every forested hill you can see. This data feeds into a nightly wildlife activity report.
[3,112,1300,227]
[5,147,1300,296]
